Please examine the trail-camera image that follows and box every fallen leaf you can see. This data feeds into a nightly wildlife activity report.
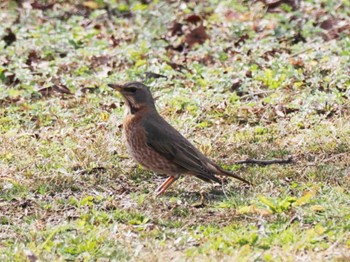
[230,79,242,92]
[235,33,249,47]
[166,61,187,72]
[294,190,316,207]
[38,84,72,96]
[263,0,300,11]
[81,86,98,94]
[145,72,168,80]
[258,195,277,212]
[289,57,304,68]
[291,32,306,44]
[224,10,241,21]
[170,22,184,36]
[185,25,210,47]
[319,19,350,41]
[26,50,41,69]
[3,28,16,47]
[185,14,202,24]
[31,1,55,10]
[274,104,286,118]
[91,55,109,67]
[166,44,185,52]
[319,17,338,30]
[238,205,273,216]
[2,70,20,85]
[245,70,252,78]
[83,1,100,9]
[310,205,325,213]
[314,224,326,235]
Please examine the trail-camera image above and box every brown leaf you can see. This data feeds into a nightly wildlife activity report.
[53,84,72,94]
[75,4,93,17]
[38,86,55,96]
[185,14,202,24]
[110,35,120,47]
[79,167,106,175]
[230,79,242,92]
[197,54,214,65]
[245,70,252,78]
[165,44,184,52]
[285,106,299,114]
[109,8,132,19]
[291,32,306,44]
[170,22,184,36]
[261,48,289,60]
[185,25,209,47]
[38,84,72,96]
[0,97,21,106]
[25,251,38,262]
[90,55,109,67]
[6,72,20,86]
[109,103,118,109]
[319,17,337,30]
[289,57,304,68]
[31,1,55,10]
[274,104,286,118]
[81,86,98,94]
[318,17,350,41]
[166,62,187,72]
[224,10,241,21]
[26,50,41,67]
[3,28,16,47]
[263,0,300,11]
[235,33,249,47]
[145,72,168,80]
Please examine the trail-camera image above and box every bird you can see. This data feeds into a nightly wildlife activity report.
[108,81,250,195]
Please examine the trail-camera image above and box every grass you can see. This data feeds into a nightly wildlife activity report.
[1,0,350,261]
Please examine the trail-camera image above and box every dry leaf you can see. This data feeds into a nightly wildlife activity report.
[230,79,242,92]
[294,190,316,207]
[170,22,184,36]
[83,1,99,9]
[310,205,325,212]
[185,25,210,47]
[185,14,202,24]
[3,28,16,47]
[38,84,72,96]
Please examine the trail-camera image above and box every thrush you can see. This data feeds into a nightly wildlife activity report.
[108,82,250,195]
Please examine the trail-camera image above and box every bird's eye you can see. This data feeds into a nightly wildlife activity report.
[124,87,137,93]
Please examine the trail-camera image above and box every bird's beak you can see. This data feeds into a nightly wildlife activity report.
[108,83,124,91]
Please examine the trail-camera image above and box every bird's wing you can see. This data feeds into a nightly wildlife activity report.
[144,117,220,183]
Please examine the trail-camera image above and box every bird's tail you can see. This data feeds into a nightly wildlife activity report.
[214,164,251,185]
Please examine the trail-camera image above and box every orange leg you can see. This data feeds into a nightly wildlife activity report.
[155,176,178,196]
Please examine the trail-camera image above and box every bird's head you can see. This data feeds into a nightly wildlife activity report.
[108,82,155,113]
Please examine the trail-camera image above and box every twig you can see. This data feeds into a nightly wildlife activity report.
[289,46,315,58]
[221,182,229,200]
[234,156,293,165]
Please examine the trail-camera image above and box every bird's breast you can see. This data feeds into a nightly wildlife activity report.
[123,113,145,154]
[122,112,182,175]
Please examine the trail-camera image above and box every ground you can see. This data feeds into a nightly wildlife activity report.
[0,0,350,261]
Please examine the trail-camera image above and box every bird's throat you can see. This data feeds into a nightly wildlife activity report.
[125,99,139,114]
[128,103,138,114]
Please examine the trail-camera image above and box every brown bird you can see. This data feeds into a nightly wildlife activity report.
[108,82,250,195]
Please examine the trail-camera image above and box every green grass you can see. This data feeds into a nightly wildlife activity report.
[1,0,350,261]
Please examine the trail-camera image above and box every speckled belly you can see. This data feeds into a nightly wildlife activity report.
[123,122,181,175]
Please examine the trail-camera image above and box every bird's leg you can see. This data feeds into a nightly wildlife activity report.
[155,175,178,196]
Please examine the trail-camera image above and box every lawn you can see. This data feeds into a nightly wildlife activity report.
[1,0,350,261]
